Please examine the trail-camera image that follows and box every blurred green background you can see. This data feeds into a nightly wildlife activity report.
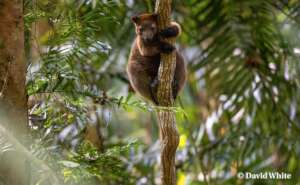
[1,0,300,184]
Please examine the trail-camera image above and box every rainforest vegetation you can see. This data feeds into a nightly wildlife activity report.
[0,0,300,185]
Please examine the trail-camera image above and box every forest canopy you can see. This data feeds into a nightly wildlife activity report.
[0,0,300,185]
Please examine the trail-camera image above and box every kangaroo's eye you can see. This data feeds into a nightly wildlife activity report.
[139,28,144,32]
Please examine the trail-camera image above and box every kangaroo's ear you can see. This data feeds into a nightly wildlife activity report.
[151,13,158,20]
[131,16,140,24]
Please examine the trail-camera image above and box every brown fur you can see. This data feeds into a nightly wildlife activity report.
[127,13,186,104]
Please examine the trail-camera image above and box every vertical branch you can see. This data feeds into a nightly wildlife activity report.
[155,1,179,185]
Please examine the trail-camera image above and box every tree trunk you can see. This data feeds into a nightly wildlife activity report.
[85,105,104,152]
[0,0,28,184]
[155,1,180,185]
[0,0,27,135]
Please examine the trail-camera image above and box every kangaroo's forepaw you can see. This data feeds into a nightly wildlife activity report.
[160,26,179,38]
[160,42,175,54]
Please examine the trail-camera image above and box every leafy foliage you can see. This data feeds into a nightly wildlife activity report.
[1,0,299,184]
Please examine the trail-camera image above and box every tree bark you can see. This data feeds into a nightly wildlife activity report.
[85,105,104,152]
[0,1,28,184]
[155,1,179,185]
[0,0,27,135]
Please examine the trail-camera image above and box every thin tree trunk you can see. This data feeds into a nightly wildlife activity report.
[85,105,104,152]
[155,1,179,185]
[0,0,28,184]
